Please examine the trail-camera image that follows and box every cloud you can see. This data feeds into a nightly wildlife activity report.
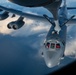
[64,25,76,58]
[65,39,76,58]
[0,15,50,36]
[0,15,19,35]
[0,18,13,35]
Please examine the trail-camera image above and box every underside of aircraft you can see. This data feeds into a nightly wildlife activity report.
[9,0,56,7]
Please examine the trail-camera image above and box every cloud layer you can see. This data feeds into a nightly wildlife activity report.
[0,0,76,58]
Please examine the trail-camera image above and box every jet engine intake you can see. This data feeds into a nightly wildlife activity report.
[7,16,25,30]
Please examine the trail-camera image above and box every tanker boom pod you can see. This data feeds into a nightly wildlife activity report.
[7,16,25,30]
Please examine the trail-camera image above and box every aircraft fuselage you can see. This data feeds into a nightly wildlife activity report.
[43,24,67,68]
[42,1,68,68]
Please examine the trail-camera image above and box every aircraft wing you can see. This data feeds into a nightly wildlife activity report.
[0,5,49,22]
[66,19,76,25]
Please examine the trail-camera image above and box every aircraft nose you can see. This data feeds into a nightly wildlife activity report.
[46,60,60,68]
[43,48,64,68]
[47,62,52,68]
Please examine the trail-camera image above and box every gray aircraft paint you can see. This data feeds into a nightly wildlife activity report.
[42,0,67,68]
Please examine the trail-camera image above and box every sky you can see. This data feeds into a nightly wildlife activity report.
[0,0,76,75]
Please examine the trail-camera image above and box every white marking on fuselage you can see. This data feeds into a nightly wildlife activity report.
[54,20,61,34]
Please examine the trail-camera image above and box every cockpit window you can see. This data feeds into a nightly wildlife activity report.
[45,42,61,49]
[56,43,60,48]
[51,43,55,49]
[46,42,50,48]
